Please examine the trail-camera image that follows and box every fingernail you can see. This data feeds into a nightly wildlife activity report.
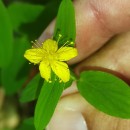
[47,110,88,130]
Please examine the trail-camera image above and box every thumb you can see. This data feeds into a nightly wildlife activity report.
[39,0,130,64]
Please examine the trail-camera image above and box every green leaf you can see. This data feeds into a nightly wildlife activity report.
[8,2,44,30]
[34,75,64,130]
[20,74,43,103]
[0,1,13,68]
[8,1,60,40]
[1,36,30,95]
[77,70,130,118]
[53,0,76,45]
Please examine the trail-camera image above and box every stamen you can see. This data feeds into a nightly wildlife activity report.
[70,41,74,45]
[31,40,41,49]
[35,40,43,48]
[34,40,41,48]
[59,79,62,83]
[33,40,50,54]
[58,40,69,51]
[57,34,62,43]
[49,80,52,83]
[31,40,46,55]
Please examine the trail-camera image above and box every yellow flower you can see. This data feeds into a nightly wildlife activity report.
[24,39,78,82]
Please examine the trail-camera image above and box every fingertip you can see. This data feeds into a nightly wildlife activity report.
[47,110,88,130]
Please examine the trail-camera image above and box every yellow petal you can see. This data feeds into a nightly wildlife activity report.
[39,61,51,81]
[42,39,58,53]
[57,47,78,61]
[51,61,70,82]
[24,48,44,64]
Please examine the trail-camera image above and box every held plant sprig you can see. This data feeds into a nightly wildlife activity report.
[23,0,77,130]
[22,0,130,130]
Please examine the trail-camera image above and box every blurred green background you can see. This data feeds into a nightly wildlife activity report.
[0,0,61,129]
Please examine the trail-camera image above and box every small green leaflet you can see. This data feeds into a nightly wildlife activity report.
[53,0,76,46]
[77,70,130,118]
[34,77,64,130]
[20,74,43,103]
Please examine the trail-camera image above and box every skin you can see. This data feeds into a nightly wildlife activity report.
[38,0,130,129]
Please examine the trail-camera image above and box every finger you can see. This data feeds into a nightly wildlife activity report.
[69,32,130,129]
[89,0,130,33]
[39,0,130,64]
[75,31,130,80]
[46,93,89,130]
[39,0,112,64]
[47,93,130,130]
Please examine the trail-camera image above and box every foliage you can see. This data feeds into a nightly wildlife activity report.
[1,0,130,130]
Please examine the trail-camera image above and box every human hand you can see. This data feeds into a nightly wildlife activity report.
[38,0,130,129]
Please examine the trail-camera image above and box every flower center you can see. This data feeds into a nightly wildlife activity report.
[47,52,57,61]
